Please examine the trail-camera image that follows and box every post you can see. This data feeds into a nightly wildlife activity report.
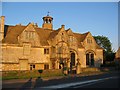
[63,59,68,75]
[67,59,70,74]
[76,59,81,74]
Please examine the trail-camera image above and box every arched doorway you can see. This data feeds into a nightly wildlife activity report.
[86,53,94,66]
[71,53,75,66]
[70,52,76,74]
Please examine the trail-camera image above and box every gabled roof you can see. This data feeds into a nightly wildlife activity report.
[74,32,89,42]
[95,44,103,49]
[2,24,103,49]
[2,25,26,44]
[73,32,89,48]
[35,28,52,46]
[3,24,54,46]
[48,28,61,40]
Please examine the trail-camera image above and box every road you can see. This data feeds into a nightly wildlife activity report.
[71,76,119,88]
[2,71,120,90]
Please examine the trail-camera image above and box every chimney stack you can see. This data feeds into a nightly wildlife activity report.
[0,16,5,41]
[61,25,65,29]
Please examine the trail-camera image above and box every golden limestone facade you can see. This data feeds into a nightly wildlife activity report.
[115,47,120,61]
[0,15,103,71]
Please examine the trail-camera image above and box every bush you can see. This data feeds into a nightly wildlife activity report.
[100,61,117,67]
[38,70,43,73]
[2,69,63,80]
[63,67,68,71]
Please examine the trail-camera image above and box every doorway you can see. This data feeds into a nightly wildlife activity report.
[70,52,76,74]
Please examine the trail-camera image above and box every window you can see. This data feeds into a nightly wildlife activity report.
[25,31,35,40]
[30,64,35,70]
[87,38,92,44]
[69,36,74,42]
[44,64,49,69]
[33,65,35,68]
[71,53,75,66]
[44,48,49,54]
[86,54,89,65]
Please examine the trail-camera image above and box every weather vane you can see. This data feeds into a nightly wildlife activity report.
[47,11,50,16]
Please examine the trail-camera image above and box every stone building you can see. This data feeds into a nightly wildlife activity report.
[115,47,120,61]
[0,15,103,71]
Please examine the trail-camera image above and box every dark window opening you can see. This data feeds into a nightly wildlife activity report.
[30,64,35,70]
[33,65,35,68]
[44,64,49,70]
[91,54,94,66]
[86,54,89,65]
[44,48,49,54]
[71,53,75,66]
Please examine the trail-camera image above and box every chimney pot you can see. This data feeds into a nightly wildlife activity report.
[61,25,65,29]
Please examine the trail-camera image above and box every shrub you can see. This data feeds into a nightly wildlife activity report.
[38,70,43,74]
[2,69,63,80]
[101,61,117,67]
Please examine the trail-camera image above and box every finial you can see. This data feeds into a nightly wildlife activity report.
[47,11,50,16]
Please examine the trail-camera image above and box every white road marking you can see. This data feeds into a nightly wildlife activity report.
[72,81,103,88]
[40,76,118,89]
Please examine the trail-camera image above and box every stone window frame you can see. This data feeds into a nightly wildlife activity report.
[44,48,49,54]
[25,31,35,40]
[30,64,35,70]
[44,64,49,69]
[87,38,92,44]
[69,36,74,42]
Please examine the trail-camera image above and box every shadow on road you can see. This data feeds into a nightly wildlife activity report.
[19,77,33,90]
[34,77,43,88]
[19,77,43,90]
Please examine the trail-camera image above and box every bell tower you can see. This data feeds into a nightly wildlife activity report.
[42,12,53,30]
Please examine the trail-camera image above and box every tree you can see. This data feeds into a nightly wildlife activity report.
[94,35,115,62]
[94,35,112,53]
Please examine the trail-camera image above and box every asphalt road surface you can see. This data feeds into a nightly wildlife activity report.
[67,76,119,88]
[2,71,120,90]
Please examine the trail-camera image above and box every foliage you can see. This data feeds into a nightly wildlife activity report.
[38,69,43,73]
[94,35,112,53]
[100,61,117,67]
[63,67,68,71]
[94,35,115,62]
[2,69,63,80]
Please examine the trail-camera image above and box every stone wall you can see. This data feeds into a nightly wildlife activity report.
[78,48,86,68]
[95,49,103,67]
[2,44,50,71]
[18,23,41,47]
[2,63,19,71]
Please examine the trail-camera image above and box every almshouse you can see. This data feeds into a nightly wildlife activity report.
[0,14,103,72]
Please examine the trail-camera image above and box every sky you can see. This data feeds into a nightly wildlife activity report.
[1,2,119,51]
